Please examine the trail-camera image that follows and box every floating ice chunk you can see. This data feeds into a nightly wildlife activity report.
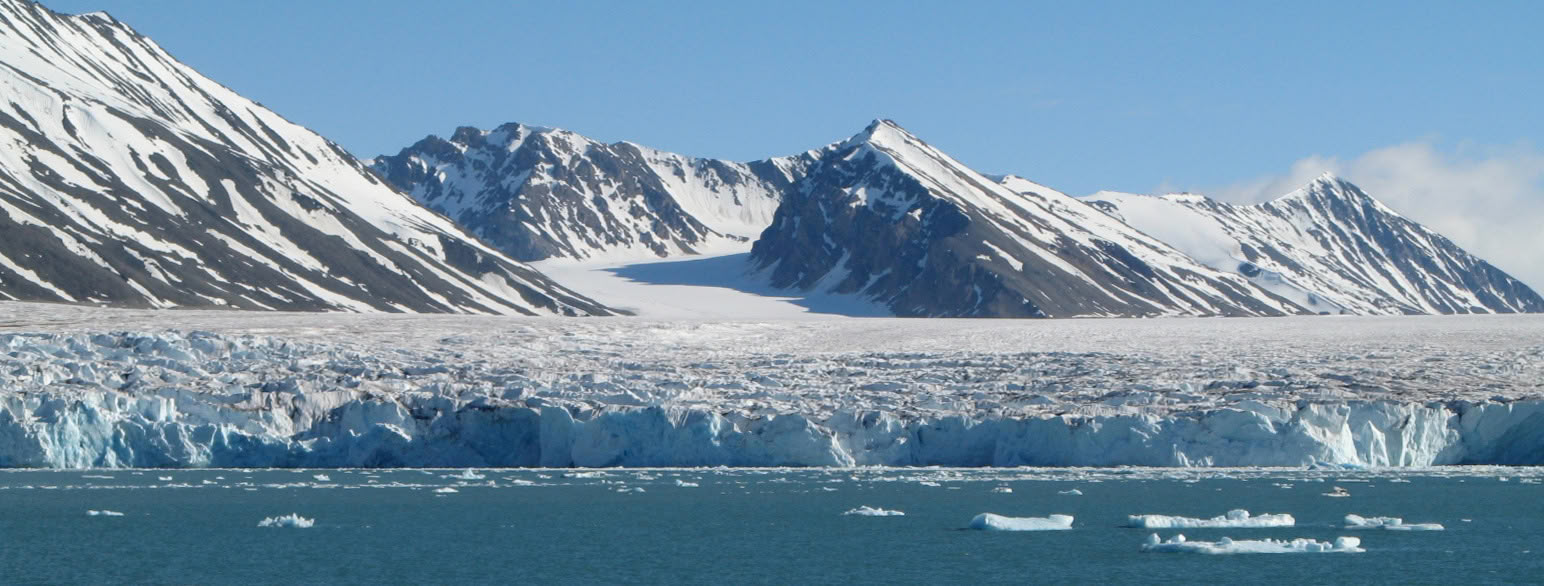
[675,480,700,488]
[312,474,330,482]
[451,470,485,480]
[1323,486,1351,497]
[1343,514,1444,531]
[991,486,1013,494]
[843,506,904,517]
[87,510,124,517]
[433,487,458,494]
[969,513,1074,531]
[1125,509,1294,529]
[1059,489,1083,496]
[257,514,314,528]
[1141,533,1362,554]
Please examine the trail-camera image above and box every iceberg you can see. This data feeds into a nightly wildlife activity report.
[843,506,904,517]
[86,510,124,517]
[1343,514,1444,531]
[257,514,314,528]
[1141,533,1363,554]
[968,513,1074,531]
[1125,509,1294,529]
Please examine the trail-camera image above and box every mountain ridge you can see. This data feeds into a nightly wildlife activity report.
[1081,174,1543,314]
[0,0,614,314]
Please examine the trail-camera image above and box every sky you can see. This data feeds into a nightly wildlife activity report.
[42,0,1544,288]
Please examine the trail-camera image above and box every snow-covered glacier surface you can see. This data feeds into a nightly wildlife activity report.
[2,302,1542,469]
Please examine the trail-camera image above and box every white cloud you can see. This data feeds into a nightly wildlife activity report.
[1206,141,1544,292]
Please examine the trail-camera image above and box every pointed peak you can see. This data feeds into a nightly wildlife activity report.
[1271,173,1403,217]
[449,126,488,144]
[1309,170,1347,188]
[843,118,920,150]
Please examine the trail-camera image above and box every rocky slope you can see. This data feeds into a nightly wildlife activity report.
[1083,175,1543,314]
[372,123,821,262]
[0,0,612,314]
[748,120,1306,317]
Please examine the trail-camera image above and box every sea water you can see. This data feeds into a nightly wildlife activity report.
[1,468,1540,584]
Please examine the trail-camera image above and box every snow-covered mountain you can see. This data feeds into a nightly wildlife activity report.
[0,1,612,315]
[748,120,1307,318]
[371,123,821,262]
[1083,175,1544,314]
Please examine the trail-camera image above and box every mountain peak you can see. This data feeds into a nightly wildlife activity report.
[844,118,917,149]
[1274,172,1380,208]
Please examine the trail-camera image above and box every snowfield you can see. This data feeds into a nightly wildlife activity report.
[1,302,1542,468]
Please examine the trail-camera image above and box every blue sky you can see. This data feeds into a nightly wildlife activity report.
[42,0,1544,285]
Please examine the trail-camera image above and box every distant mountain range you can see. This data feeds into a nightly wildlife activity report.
[381,119,1541,317]
[4,0,1539,317]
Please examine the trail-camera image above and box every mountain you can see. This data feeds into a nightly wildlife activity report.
[371,123,821,262]
[0,1,612,315]
[1083,174,1544,314]
[747,120,1308,318]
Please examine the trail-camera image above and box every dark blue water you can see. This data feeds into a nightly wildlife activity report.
[1,468,1539,584]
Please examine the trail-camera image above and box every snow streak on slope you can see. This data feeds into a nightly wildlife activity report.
[1083,174,1543,315]
[372,123,821,262]
[750,120,1304,318]
[0,1,612,315]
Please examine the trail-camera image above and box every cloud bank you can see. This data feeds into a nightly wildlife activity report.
[1206,142,1544,292]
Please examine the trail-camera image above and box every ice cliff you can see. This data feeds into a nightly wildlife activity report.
[3,327,1543,469]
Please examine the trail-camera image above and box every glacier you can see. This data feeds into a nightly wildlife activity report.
[1,304,1542,469]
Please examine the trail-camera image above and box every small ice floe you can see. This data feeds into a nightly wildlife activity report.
[991,486,1013,494]
[86,510,124,517]
[1125,509,1294,529]
[257,514,314,528]
[81,475,114,480]
[842,506,904,517]
[615,487,645,493]
[1323,486,1351,498]
[919,481,942,487]
[968,513,1074,531]
[312,474,331,482]
[674,480,700,488]
[1343,514,1444,531]
[451,469,486,481]
[1141,533,1362,554]
[1058,489,1083,496]
[1387,478,1412,484]
[158,476,173,482]
[433,487,459,494]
